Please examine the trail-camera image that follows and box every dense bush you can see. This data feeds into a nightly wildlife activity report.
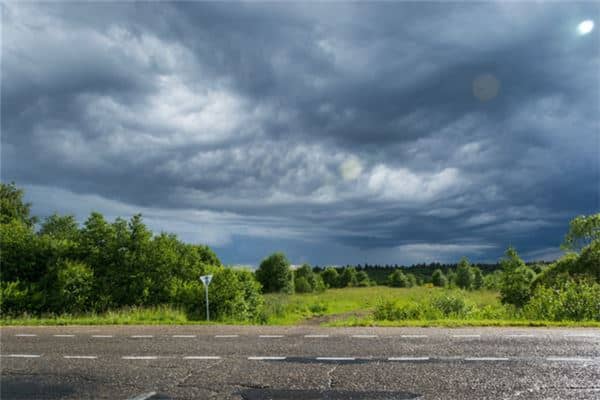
[255,252,293,293]
[431,269,447,287]
[338,267,358,287]
[388,270,409,287]
[294,264,325,293]
[321,267,339,288]
[374,291,475,320]
[524,280,600,321]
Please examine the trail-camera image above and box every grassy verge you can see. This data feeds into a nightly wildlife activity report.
[3,287,599,327]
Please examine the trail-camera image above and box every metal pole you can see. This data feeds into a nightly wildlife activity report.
[205,285,209,321]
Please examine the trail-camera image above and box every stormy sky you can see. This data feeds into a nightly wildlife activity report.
[2,2,599,266]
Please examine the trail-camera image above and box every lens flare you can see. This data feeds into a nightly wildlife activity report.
[577,20,594,35]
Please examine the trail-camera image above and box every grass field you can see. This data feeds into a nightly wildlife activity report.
[3,286,599,327]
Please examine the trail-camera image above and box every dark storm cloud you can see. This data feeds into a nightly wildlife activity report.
[2,2,598,265]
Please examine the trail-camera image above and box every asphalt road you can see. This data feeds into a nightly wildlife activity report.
[1,326,599,399]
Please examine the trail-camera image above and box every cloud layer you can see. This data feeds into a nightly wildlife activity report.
[2,2,598,265]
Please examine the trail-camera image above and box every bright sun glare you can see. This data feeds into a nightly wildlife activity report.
[577,20,594,35]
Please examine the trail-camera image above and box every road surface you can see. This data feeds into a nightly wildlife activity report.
[1,326,599,399]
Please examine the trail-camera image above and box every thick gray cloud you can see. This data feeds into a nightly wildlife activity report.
[2,2,598,265]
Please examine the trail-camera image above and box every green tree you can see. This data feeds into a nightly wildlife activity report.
[356,270,371,287]
[405,273,417,288]
[499,247,536,307]
[255,252,293,293]
[338,267,358,287]
[431,269,447,287]
[472,266,484,290]
[321,267,339,288]
[562,213,600,253]
[0,182,37,227]
[39,214,79,241]
[455,257,474,290]
[388,270,409,288]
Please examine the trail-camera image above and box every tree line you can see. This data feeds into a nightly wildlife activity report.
[1,182,598,322]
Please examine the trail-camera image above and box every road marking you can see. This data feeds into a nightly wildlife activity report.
[259,335,284,338]
[388,357,430,361]
[316,357,356,361]
[15,334,37,337]
[248,356,286,360]
[506,334,535,338]
[131,335,153,338]
[304,334,330,338]
[215,334,239,338]
[401,335,427,338]
[122,356,158,360]
[183,356,222,360]
[352,335,377,338]
[173,335,196,338]
[2,354,41,358]
[465,357,509,361]
[53,334,75,337]
[564,334,598,338]
[546,357,594,362]
[63,355,97,359]
[453,334,481,338]
[128,391,157,400]
[92,335,113,338]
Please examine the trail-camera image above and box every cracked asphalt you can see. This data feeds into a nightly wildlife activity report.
[1,326,599,399]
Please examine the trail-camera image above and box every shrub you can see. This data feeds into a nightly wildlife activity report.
[524,280,600,321]
[295,277,312,293]
[1,281,31,316]
[431,269,447,287]
[338,267,358,287]
[472,267,484,290]
[388,270,409,287]
[309,302,328,315]
[356,271,371,287]
[430,292,472,318]
[53,260,94,314]
[321,267,339,288]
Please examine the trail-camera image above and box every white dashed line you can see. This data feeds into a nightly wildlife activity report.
[63,355,97,359]
[304,334,330,338]
[564,334,598,338]
[2,354,41,358]
[183,356,222,360]
[122,356,158,360]
[259,335,284,338]
[388,356,430,361]
[453,335,481,338]
[215,335,239,338]
[465,357,509,361]
[352,335,377,338]
[173,335,196,338]
[92,335,113,338]
[546,357,593,362]
[15,334,37,337]
[247,356,286,360]
[130,335,153,338]
[53,334,75,337]
[506,334,536,338]
[128,391,157,400]
[316,357,356,361]
[401,335,428,338]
